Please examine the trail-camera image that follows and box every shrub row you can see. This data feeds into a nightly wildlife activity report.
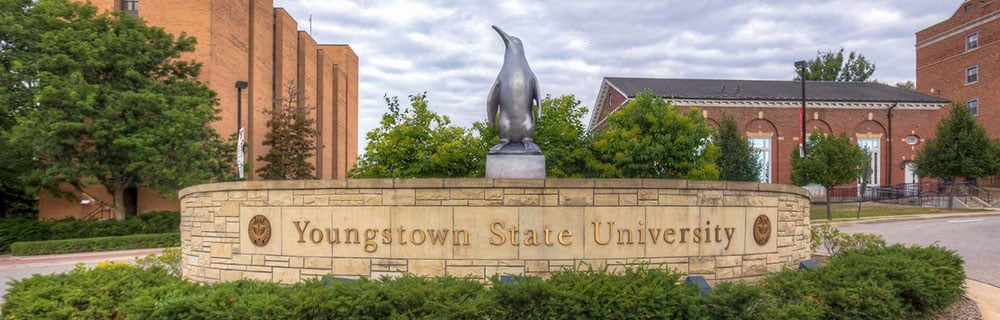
[9,233,180,256]
[1,244,964,319]
[0,211,179,252]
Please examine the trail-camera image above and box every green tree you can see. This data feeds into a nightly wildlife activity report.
[895,80,915,91]
[791,132,867,220]
[797,48,876,82]
[531,95,593,178]
[256,84,317,180]
[589,89,719,179]
[913,102,1000,209]
[1,0,233,219]
[350,93,480,178]
[715,113,761,182]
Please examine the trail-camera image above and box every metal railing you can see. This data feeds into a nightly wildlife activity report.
[812,181,991,208]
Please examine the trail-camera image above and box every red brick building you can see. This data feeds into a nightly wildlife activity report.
[41,0,359,220]
[917,0,1000,137]
[588,78,949,187]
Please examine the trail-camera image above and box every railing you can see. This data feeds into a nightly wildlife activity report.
[82,201,115,220]
[812,181,991,208]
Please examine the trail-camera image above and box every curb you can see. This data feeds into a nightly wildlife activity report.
[967,279,1000,320]
[0,248,167,268]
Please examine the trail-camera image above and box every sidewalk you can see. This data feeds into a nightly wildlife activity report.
[811,210,1000,227]
[968,280,1000,320]
[0,248,165,269]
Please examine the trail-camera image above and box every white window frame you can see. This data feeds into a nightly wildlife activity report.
[749,137,771,183]
[968,99,979,116]
[858,138,880,187]
[967,33,979,50]
[967,66,979,84]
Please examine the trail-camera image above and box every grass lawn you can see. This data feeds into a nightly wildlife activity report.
[809,202,988,221]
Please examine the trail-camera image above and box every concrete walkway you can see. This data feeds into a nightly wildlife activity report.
[968,280,1000,320]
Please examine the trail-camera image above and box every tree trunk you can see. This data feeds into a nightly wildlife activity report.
[947,185,954,210]
[112,186,127,221]
[826,200,832,221]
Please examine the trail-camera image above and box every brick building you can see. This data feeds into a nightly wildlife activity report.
[40,0,359,220]
[588,78,949,187]
[916,0,1000,137]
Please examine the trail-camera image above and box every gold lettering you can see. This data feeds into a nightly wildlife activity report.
[680,228,690,243]
[293,221,310,243]
[523,229,539,246]
[382,228,392,244]
[327,228,340,244]
[489,222,506,246]
[693,228,702,243]
[647,228,662,244]
[637,220,646,244]
[714,225,722,243]
[345,229,360,244]
[411,229,426,245]
[725,227,736,250]
[665,228,676,244]
[397,227,407,245]
[543,227,553,246]
[558,229,573,245]
[428,229,449,245]
[310,228,323,243]
[592,220,612,245]
[509,226,519,246]
[617,228,633,244]
[364,229,378,253]
[452,229,470,246]
[704,220,711,243]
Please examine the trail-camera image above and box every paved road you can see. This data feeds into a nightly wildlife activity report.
[839,215,1000,287]
[0,249,163,310]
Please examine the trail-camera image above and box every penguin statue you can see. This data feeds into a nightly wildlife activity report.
[487,25,541,154]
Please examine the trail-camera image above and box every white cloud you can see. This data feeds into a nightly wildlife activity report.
[273,0,958,153]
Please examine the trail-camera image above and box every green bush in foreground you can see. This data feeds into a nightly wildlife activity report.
[9,233,179,256]
[1,244,964,320]
[0,211,179,251]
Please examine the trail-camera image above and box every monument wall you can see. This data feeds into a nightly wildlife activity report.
[178,179,811,284]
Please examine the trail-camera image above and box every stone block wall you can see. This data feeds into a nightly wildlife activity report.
[179,179,811,284]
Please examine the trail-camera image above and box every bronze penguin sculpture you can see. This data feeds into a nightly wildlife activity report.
[487,25,541,154]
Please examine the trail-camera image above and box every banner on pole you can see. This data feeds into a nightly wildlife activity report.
[237,127,245,179]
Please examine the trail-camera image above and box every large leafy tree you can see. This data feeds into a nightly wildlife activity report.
[531,95,593,178]
[715,113,761,182]
[791,132,867,220]
[1,0,233,219]
[797,48,876,82]
[913,102,1000,208]
[350,93,481,178]
[257,84,317,180]
[589,89,719,179]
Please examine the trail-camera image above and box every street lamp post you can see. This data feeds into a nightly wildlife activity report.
[794,60,807,186]
[235,81,248,179]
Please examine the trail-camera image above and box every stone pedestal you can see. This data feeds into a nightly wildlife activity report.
[486,154,545,178]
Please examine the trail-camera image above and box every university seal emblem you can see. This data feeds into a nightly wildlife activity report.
[753,214,771,245]
[248,215,271,247]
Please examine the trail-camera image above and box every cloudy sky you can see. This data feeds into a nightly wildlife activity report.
[271,0,959,150]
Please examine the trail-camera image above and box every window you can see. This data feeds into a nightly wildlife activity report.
[967,33,979,50]
[858,138,880,187]
[967,66,978,84]
[965,4,973,12]
[968,99,979,116]
[749,137,771,183]
[120,0,137,17]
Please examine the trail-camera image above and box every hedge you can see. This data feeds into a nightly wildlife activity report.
[9,233,180,256]
[0,211,179,252]
[1,244,965,319]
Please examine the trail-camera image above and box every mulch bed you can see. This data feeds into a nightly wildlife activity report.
[933,296,982,320]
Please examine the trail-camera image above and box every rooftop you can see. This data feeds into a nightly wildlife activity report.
[605,77,949,103]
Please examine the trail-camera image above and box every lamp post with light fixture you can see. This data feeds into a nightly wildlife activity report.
[794,60,807,186]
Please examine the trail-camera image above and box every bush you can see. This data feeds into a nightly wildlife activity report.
[0,211,179,252]
[10,233,179,256]
[1,245,966,320]
[811,223,886,255]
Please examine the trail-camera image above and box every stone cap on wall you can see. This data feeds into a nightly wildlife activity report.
[180,179,809,199]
